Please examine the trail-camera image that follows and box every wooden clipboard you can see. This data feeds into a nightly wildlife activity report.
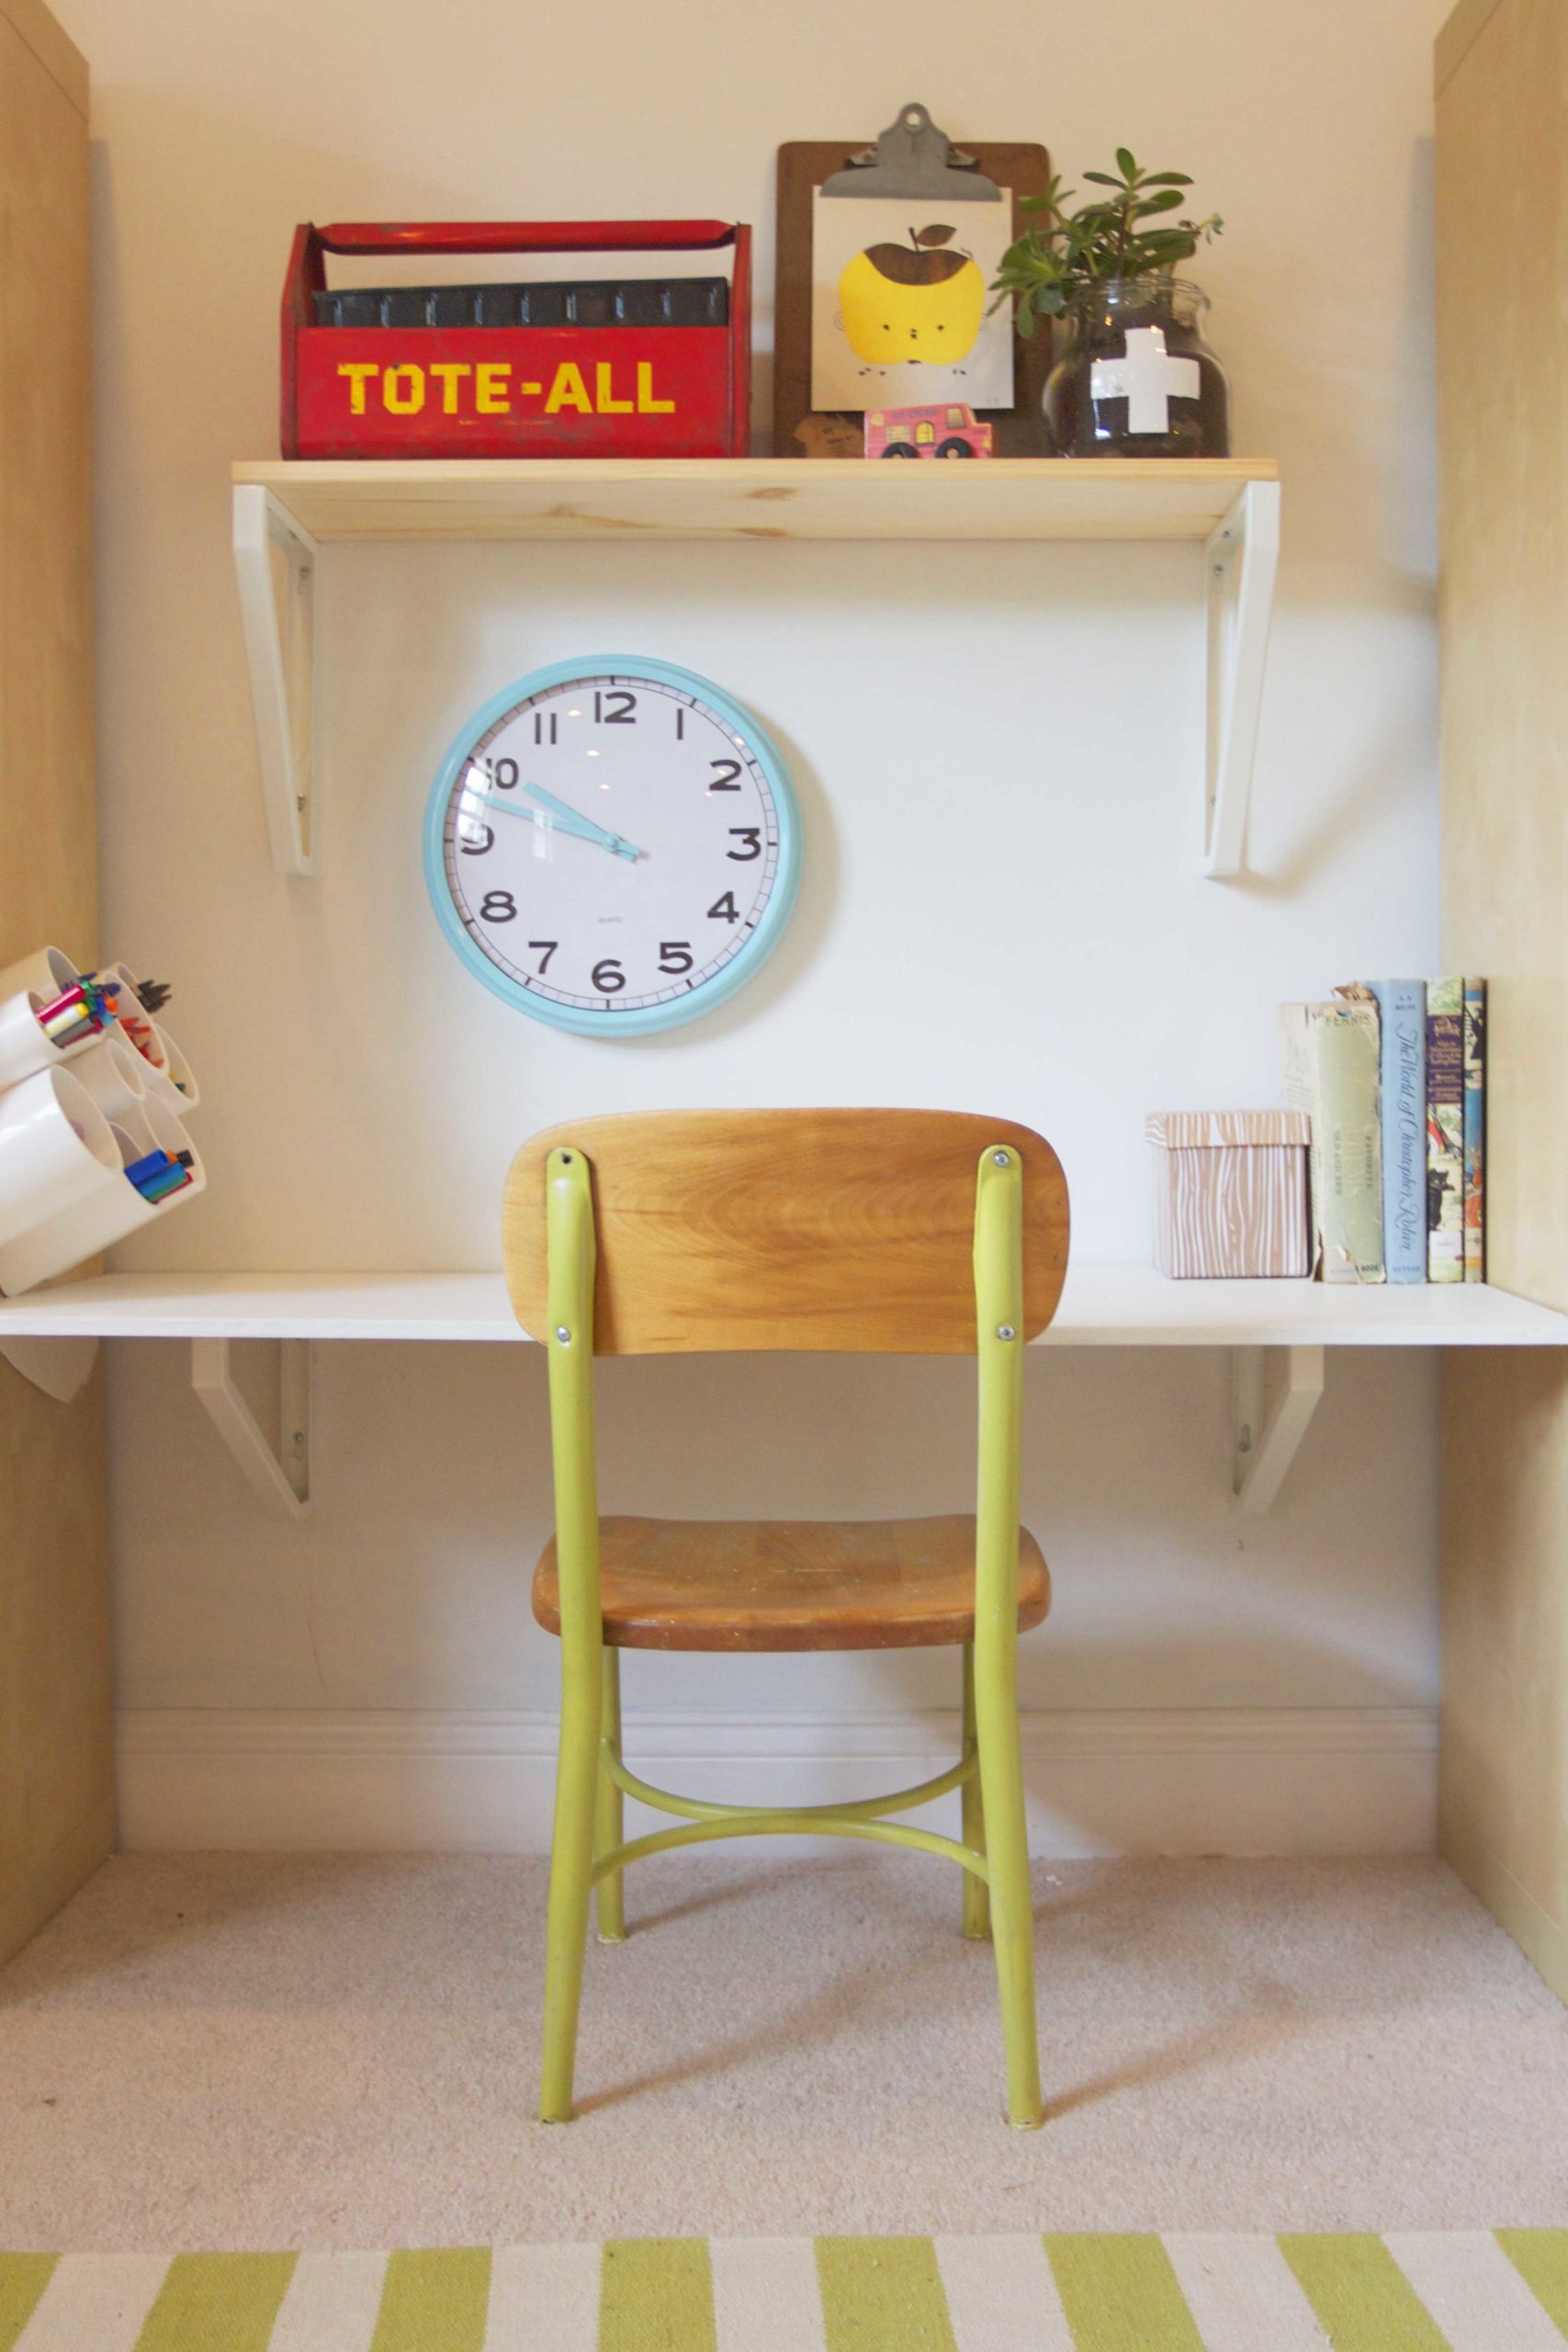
[773,111,1052,458]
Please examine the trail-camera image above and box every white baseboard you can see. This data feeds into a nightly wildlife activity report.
[116,1705,1437,1859]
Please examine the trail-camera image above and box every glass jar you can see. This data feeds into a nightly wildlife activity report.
[1043,276,1229,458]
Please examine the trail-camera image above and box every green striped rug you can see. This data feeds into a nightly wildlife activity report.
[2,2232,1566,2349]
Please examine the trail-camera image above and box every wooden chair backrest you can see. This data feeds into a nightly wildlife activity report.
[502,1108,1068,1355]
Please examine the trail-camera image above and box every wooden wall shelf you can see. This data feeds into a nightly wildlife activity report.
[231,458,1280,878]
[235,457,1277,544]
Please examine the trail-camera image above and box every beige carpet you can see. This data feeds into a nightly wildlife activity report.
[1,1853,1565,2249]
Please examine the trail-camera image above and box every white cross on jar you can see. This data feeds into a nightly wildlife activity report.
[1088,325,1200,434]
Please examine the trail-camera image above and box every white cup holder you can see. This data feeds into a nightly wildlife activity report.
[0,954,204,1295]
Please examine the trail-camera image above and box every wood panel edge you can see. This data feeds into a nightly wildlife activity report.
[1435,0,1509,95]
[0,0,85,116]
[1,0,108,1973]
[1438,1802,1568,2005]
[232,457,1280,487]
[0,1792,114,1967]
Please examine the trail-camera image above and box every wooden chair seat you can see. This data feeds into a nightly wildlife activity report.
[532,1513,1050,1652]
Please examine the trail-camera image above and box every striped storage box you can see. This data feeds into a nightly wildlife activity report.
[1148,1110,1312,1279]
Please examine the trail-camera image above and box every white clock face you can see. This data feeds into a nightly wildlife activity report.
[428,665,798,1033]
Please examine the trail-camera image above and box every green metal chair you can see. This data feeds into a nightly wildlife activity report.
[502,1108,1070,2127]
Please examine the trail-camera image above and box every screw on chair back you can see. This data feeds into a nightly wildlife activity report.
[502,1107,1068,1354]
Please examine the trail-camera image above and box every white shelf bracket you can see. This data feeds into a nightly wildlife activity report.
[1231,1343,1324,1515]
[191,1337,311,1518]
[0,1334,100,1402]
[1203,478,1280,880]
[233,484,318,875]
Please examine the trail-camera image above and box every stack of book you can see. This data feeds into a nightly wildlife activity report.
[1279,980,1485,1284]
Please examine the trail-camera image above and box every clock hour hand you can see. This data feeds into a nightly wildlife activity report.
[521,782,646,861]
[462,780,644,863]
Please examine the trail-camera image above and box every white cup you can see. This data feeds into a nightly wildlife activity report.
[0,989,94,1090]
[62,1034,148,1124]
[0,1070,124,1293]
[135,1094,199,1184]
[0,1093,204,1295]
[138,1019,199,1114]
[105,961,162,1063]
[112,1104,156,1159]
[0,944,83,1005]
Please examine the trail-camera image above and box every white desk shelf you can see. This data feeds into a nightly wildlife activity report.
[231,457,1280,880]
[3,1261,1561,1348]
[5,1263,1560,1524]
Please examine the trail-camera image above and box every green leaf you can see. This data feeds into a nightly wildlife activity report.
[1007,148,1214,336]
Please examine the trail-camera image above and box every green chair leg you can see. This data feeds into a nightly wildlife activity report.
[595,1650,626,1943]
[538,1646,603,2123]
[973,1638,1043,2129]
[961,1644,990,1941]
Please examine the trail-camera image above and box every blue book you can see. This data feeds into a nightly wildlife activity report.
[1370,979,1427,1283]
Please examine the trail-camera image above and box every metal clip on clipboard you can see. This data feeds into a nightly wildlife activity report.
[818,102,1002,204]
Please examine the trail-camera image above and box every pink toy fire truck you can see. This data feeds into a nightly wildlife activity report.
[863,402,994,458]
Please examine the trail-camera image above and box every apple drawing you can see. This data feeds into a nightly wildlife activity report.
[838,224,985,367]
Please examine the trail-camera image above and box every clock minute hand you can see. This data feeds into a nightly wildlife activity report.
[463,782,644,863]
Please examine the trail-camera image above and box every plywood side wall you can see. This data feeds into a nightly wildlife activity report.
[1436,0,1568,1998]
[0,0,111,1964]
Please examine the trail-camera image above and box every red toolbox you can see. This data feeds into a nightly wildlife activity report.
[282,220,751,458]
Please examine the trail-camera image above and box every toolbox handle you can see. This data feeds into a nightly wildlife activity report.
[313,220,740,257]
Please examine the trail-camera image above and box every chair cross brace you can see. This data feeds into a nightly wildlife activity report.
[605,1745,975,1826]
[593,1742,988,1885]
[592,1809,990,1885]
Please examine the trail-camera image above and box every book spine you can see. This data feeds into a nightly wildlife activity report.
[1427,978,1465,1283]
[1370,979,1427,1283]
[1463,977,1486,1282]
[1312,1002,1385,1283]
[1279,1005,1323,1277]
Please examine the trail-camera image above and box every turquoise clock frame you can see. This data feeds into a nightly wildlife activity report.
[423,656,802,1039]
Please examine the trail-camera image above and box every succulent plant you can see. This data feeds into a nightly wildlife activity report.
[991,150,1223,337]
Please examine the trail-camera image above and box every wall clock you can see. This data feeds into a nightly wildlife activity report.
[423,656,801,1036]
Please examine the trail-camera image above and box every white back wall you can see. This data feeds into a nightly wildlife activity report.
[57,0,1450,1849]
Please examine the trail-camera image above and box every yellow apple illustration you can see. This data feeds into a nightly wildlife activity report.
[838,224,985,366]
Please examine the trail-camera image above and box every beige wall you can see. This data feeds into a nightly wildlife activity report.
[54,0,1456,1849]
